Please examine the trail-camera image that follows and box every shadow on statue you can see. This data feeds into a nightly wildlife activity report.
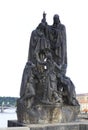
[17,13,80,124]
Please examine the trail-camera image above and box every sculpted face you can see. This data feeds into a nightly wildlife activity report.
[53,14,60,25]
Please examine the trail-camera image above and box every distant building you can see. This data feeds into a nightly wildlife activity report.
[76,93,88,113]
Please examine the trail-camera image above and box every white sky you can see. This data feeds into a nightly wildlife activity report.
[0,0,88,97]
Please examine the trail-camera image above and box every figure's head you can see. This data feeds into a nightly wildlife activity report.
[53,14,60,25]
[37,22,46,32]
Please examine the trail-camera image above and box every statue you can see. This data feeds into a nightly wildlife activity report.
[17,13,80,124]
[49,14,67,75]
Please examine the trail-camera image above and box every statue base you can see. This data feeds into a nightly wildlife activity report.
[17,101,80,124]
[8,120,88,130]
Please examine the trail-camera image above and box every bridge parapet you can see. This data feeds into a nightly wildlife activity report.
[0,127,29,130]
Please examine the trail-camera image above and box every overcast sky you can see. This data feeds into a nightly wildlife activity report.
[0,0,88,97]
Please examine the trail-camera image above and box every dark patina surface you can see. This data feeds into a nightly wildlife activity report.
[17,13,80,124]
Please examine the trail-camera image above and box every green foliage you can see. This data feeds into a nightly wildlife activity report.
[0,96,18,106]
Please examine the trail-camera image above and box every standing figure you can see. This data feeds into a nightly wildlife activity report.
[48,14,79,105]
[49,14,67,75]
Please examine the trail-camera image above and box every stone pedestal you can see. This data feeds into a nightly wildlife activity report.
[17,102,80,124]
